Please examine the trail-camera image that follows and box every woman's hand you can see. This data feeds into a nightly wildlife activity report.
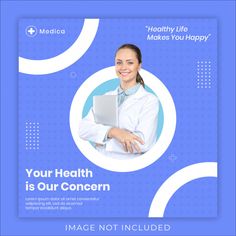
[108,128,144,154]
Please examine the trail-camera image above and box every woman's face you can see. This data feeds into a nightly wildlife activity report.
[115,48,141,87]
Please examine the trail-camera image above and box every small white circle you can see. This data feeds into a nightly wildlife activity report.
[25,25,38,37]
[70,66,176,172]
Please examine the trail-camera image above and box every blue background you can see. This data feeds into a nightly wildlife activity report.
[18,18,217,217]
[1,0,235,235]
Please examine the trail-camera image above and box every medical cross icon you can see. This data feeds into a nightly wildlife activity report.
[25,26,37,37]
[28,28,35,35]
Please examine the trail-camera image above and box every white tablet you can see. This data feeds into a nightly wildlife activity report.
[93,95,118,127]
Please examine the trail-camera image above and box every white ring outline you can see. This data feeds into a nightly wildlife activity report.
[70,66,176,172]
[19,19,99,75]
[25,25,38,37]
[148,162,217,217]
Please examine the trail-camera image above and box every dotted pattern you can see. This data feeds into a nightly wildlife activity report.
[196,61,212,89]
[25,122,40,150]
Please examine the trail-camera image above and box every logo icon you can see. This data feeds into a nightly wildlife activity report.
[25,25,38,37]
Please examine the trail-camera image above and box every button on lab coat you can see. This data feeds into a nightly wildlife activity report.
[79,85,159,159]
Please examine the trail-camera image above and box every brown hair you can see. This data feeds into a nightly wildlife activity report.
[116,44,145,87]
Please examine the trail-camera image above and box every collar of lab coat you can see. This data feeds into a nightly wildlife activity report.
[117,83,141,96]
[110,85,147,100]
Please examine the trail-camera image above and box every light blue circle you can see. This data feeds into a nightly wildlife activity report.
[82,79,164,139]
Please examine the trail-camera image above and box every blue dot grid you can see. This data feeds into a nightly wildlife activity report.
[25,122,40,150]
[196,61,212,89]
[18,18,217,218]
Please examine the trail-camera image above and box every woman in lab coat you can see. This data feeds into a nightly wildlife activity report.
[79,44,159,159]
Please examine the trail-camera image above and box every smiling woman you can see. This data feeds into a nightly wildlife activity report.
[78,44,159,159]
[115,44,144,89]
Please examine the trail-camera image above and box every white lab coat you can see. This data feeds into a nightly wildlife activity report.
[78,85,159,159]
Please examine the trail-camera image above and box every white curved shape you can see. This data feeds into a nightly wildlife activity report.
[70,66,176,172]
[149,162,217,217]
[19,19,99,75]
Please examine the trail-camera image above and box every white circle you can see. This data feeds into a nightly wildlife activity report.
[25,25,38,37]
[19,19,99,75]
[148,162,217,217]
[70,66,176,172]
